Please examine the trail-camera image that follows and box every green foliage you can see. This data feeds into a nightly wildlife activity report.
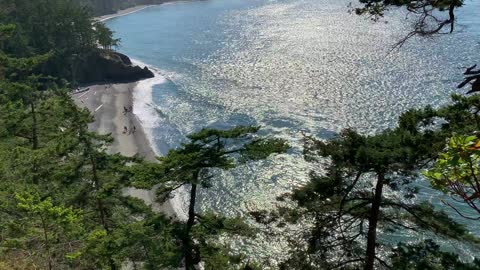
[423,134,480,217]
[112,215,183,269]
[408,202,479,244]
[14,192,82,227]
[391,240,480,270]
[0,19,181,268]
[129,126,288,268]
[3,192,84,269]
[0,53,51,79]
[94,22,120,50]
[283,92,480,268]
[240,138,289,162]
[142,125,289,191]
[394,93,480,220]
[424,134,480,190]
[192,213,258,269]
[0,0,478,269]
[187,126,260,142]
[0,23,15,40]
[194,212,256,239]
[81,214,183,269]
[0,0,120,81]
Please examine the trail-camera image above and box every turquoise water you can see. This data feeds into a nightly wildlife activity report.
[106,0,480,263]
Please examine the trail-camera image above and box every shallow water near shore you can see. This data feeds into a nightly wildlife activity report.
[107,0,480,264]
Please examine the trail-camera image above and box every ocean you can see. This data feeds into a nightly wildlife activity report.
[106,0,480,264]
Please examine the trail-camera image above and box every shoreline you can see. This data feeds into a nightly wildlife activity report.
[94,0,195,22]
[72,82,177,219]
[95,5,153,22]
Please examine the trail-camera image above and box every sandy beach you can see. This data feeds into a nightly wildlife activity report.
[96,5,152,22]
[94,1,193,22]
[73,83,176,218]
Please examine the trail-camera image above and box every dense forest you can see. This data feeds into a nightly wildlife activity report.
[0,0,153,85]
[1,0,480,269]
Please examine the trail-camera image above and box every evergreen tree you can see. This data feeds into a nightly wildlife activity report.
[391,240,480,270]
[94,22,120,51]
[129,126,288,269]
[277,125,478,270]
[0,0,121,81]
[0,21,179,269]
[2,192,84,270]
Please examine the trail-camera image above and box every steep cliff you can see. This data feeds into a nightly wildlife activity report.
[74,50,154,84]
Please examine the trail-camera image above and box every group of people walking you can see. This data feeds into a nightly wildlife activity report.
[123,105,136,135]
[123,125,136,135]
[123,106,133,115]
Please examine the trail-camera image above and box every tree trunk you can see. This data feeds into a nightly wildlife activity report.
[31,102,38,150]
[40,215,52,270]
[184,179,198,270]
[90,154,116,270]
[90,154,109,232]
[31,102,39,184]
[364,172,384,270]
[448,4,455,33]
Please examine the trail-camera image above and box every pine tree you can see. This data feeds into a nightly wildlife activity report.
[275,122,479,269]
[129,126,288,269]
[3,192,83,270]
[0,21,178,269]
[390,240,480,270]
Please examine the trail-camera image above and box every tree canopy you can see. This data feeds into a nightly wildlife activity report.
[0,0,119,82]
[0,0,479,269]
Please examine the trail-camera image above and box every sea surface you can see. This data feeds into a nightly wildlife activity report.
[106,0,480,265]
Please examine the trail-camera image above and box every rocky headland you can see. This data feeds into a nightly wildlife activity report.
[74,50,154,84]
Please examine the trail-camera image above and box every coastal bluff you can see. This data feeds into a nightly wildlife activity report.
[75,50,154,84]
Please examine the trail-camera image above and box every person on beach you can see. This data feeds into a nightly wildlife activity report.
[123,126,128,134]
[133,126,136,134]
[123,106,128,115]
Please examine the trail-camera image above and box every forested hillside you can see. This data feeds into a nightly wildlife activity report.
[0,0,153,84]
[0,2,287,269]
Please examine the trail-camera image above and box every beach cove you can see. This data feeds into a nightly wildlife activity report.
[102,0,480,262]
[2,0,480,268]
[73,82,180,219]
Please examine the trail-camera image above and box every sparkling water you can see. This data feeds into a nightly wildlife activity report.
[106,0,480,263]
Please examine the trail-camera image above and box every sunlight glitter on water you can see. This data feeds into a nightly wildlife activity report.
[107,0,480,265]
[166,0,480,217]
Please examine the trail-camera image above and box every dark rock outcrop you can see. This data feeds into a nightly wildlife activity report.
[114,52,132,65]
[75,50,154,84]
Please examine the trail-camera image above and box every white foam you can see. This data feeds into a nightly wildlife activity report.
[131,59,165,130]
[131,59,189,221]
